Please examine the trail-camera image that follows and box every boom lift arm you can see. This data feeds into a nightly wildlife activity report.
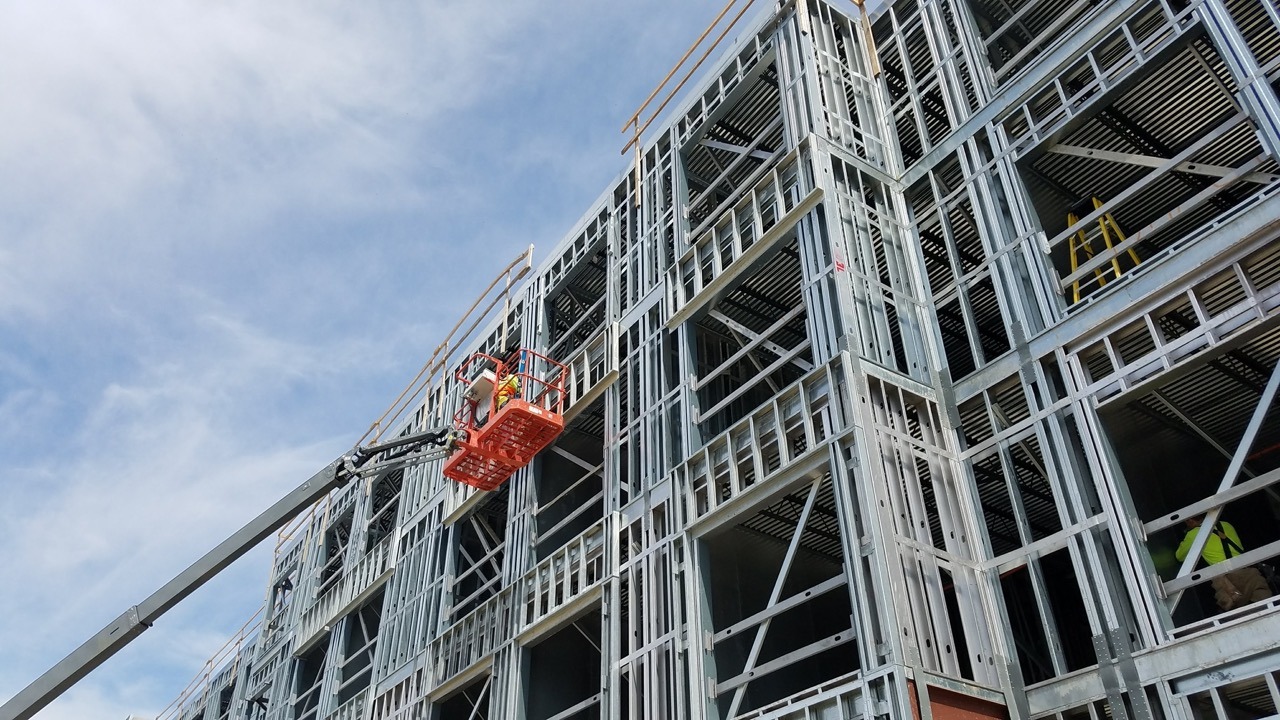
[0,426,461,720]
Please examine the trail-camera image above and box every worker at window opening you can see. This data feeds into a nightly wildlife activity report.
[496,372,521,410]
[1175,516,1272,611]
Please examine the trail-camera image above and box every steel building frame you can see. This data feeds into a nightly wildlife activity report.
[158,0,1280,719]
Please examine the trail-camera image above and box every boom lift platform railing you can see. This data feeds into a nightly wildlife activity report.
[444,348,568,491]
[0,246,569,720]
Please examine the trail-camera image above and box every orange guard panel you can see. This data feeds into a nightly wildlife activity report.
[442,398,565,491]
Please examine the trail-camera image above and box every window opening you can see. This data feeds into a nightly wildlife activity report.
[701,474,856,717]
[693,237,812,436]
[291,636,329,720]
[367,469,403,551]
[337,591,384,706]
[1019,36,1280,306]
[1100,333,1280,625]
[435,674,492,720]
[535,398,606,561]
[450,490,509,622]
[524,612,604,720]
[319,510,355,597]
[216,682,235,720]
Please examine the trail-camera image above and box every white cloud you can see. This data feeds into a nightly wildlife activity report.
[0,319,349,717]
[0,0,548,325]
[0,317,338,609]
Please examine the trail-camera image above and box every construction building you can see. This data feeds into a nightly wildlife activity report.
[155,0,1280,719]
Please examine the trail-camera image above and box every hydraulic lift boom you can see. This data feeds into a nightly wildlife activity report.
[0,426,460,720]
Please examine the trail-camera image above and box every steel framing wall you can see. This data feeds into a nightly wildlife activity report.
[159,1,1280,719]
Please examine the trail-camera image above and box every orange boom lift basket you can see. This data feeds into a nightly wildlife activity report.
[442,349,568,491]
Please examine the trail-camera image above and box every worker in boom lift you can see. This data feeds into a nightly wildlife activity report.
[495,371,521,410]
[1176,515,1272,611]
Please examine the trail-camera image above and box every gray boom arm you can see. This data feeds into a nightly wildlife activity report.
[0,426,457,720]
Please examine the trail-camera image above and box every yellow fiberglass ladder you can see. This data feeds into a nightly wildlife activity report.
[1067,196,1142,303]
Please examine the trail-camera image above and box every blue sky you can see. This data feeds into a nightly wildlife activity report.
[0,1,720,717]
